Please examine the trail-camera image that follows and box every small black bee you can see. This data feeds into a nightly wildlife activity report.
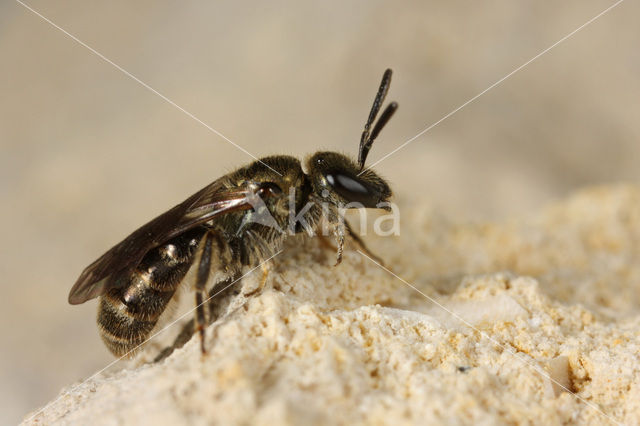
[69,69,398,358]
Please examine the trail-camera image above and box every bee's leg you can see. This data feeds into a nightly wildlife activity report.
[334,222,345,266]
[207,273,242,319]
[317,234,337,252]
[154,273,242,363]
[154,319,195,363]
[194,232,215,355]
[344,220,385,266]
[318,206,346,266]
[243,262,270,297]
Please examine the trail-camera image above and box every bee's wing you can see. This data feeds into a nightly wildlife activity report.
[68,180,258,305]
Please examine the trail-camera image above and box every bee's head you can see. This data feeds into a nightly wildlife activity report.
[307,152,391,210]
[307,68,397,211]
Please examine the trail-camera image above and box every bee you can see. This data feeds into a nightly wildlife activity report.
[69,69,398,358]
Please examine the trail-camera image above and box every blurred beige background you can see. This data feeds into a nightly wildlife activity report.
[1,0,639,423]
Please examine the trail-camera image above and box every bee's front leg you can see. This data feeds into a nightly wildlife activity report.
[328,219,385,267]
[334,222,345,266]
[243,262,270,297]
[344,220,385,267]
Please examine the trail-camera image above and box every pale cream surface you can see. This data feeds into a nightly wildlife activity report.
[25,186,640,425]
[2,1,639,423]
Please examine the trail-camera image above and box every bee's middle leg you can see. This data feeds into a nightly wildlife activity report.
[344,220,385,266]
[243,262,270,297]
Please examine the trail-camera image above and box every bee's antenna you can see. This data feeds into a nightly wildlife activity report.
[369,102,398,150]
[358,69,397,170]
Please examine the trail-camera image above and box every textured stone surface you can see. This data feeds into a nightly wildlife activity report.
[5,2,640,422]
[24,186,640,425]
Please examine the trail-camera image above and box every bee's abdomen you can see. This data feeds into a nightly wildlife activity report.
[98,280,179,356]
[97,229,204,357]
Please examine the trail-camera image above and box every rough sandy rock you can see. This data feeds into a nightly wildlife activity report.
[25,185,640,425]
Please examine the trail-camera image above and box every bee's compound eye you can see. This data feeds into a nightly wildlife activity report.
[325,173,369,196]
[258,182,283,197]
[324,172,377,207]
